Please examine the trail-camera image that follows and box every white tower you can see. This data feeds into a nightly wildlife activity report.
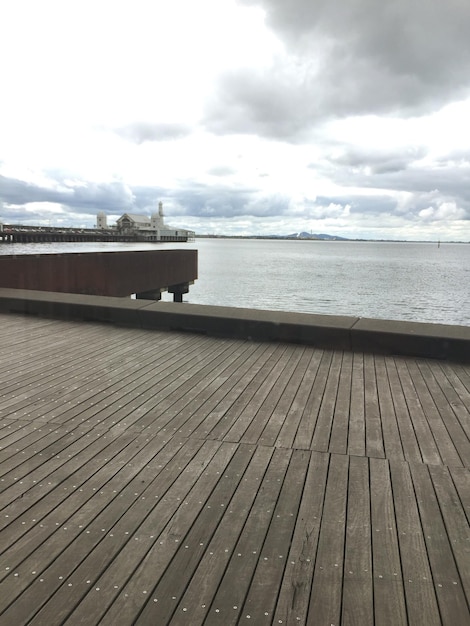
[151,202,165,230]
[97,212,108,229]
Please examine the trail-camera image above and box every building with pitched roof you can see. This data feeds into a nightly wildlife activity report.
[112,203,194,242]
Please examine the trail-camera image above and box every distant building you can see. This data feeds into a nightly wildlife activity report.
[96,212,108,229]
[116,214,152,231]
[109,202,194,242]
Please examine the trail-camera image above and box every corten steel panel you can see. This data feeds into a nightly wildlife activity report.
[0,250,198,296]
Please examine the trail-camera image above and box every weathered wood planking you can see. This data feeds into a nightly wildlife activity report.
[348,352,366,457]
[389,459,441,625]
[0,312,469,625]
[341,455,374,625]
[410,463,469,624]
[308,453,349,625]
[406,360,465,466]
[370,457,408,625]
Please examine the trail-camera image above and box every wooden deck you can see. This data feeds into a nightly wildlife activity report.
[0,312,468,625]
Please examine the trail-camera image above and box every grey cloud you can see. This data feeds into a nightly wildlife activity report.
[115,122,192,144]
[317,191,470,224]
[168,183,290,219]
[0,170,291,224]
[435,149,470,167]
[206,166,237,177]
[241,0,470,84]
[2,167,467,236]
[325,146,427,175]
[204,63,318,141]
[323,153,470,204]
[315,194,397,216]
[0,174,141,216]
[206,1,470,140]
[404,192,470,222]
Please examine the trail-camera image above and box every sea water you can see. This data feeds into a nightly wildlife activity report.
[1,238,469,325]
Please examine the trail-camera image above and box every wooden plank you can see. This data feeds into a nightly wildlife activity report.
[410,463,469,625]
[0,420,51,461]
[221,344,300,443]
[364,353,385,459]
[341,455,373,625]
[239,449,311,624]
[58,442,248,626]
[127,337,246,424]
[0,434,199,599]
[129,444,265,625]
[0,428,138,544]
[205,343,292,441]
[369,457,407,625]
[307,453,349,625]
[428,464,470,606]
[0,421,99,479]
[0,324,146,398]
[416,360,470,465]
[395,358,442,465]
[444,362,470,395]
[292,350,333,450]
[0,329,197,423]
[60,335,215,431]
[438,362,470,405]
[273,450,329,624]
[385,357,423,464]
[201,448,292,625]
[375,356,405,461]
[150,340,257,437]
[0,315,97,344]
[449,466,470,525]
[199,344,290,441]
[39,334,224,430]
[0,320,138,370]
[1,312,469,625]
[347,352,366,457]
[170,445,275,625]
[0,423,102,502]
[310,351,343,453]
[389,460,441,625]
[410,360,468,466]
[0,322,107,370]
[244,346,309,446]
[274,349,323,449]
[0,313,57,337]
[329,351,353,455]
[0,438,215,625]
[0,430,173,581]
[168,343,273,439]
[6,333,215,427]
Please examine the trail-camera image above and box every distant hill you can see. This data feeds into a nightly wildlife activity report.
[284,231,349,241]
[197,232,351,241]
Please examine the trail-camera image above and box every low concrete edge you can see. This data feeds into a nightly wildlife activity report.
[0,288,468,362]
[350,316,470,362]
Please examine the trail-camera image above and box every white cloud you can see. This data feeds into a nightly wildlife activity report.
[419,202,466,222]
[0,0,469,240]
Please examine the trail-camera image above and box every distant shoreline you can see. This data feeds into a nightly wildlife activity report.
[195,234,469,244]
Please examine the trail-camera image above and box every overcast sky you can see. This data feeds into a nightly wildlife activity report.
[1,0,470,240]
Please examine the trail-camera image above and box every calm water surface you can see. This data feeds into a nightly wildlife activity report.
[1,238,469,325]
